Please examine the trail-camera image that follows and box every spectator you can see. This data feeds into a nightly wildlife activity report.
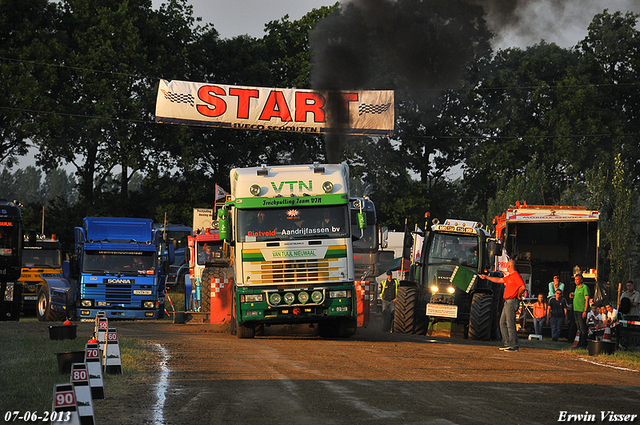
[532,294,547,336]
[586,304,602,328]
[379,271,399,332]
[571,272,590,348]
[547,275,565,299]
[547,288,568,342]
[480,259,525,352]
[619,280,640,319]
[604,303,618,327]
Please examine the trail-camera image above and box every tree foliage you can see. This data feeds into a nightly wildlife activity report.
[1,2,640,280]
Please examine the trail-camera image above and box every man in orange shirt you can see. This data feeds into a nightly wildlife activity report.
[480,259,525,352]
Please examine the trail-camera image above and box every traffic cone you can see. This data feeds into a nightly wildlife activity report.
[70,363,95,425]
[572,330,581,348]
[603,326,612,342]
[103,327,123,375]
[52,383,80,425]
[84,342,104,400]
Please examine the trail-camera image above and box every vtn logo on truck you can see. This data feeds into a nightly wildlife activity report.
[271,180,312,193]
[104,278,134,284]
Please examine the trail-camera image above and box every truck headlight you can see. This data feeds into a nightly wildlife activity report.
[143,301,155,309]
[298,291,309,304]
[329,290,348,298]
[430,285,439,294]
[81,299,93,307]
[4,282,14,301]
[269,293,282,305]
[311,291,323,303]
[447,286,456,294]
[283,292,295,304]
[243,294,264,303]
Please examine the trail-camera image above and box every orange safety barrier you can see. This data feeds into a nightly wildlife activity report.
[210,278,233,324]
[355,281,370,328]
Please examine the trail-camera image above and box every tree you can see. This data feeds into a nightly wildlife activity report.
[0,0,61,167]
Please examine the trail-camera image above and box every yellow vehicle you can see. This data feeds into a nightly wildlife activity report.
[19,232,65,320]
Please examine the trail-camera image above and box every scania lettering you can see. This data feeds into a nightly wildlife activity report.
[0,199,23,321]
[220,163,357,338]
[74,217,171,320]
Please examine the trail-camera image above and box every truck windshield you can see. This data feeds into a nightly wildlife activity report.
[237,205,349,242]
[0,224,18,255]
[22,248,62,268]
[83,250,155,275]
[165,230,191,250]
[428,233,478,267]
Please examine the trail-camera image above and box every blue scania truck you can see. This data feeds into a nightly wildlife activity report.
[74,217,171,320]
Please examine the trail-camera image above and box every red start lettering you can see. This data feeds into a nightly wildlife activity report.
[196,87,359,124]
[197,85,227,117]
[229,87,259,119]
[259,91,292,122]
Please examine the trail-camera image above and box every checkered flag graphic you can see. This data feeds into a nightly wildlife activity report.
[358,102,391,116]
[161,89,195,107]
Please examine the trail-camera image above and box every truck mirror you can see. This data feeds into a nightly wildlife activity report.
[184,246,190,263]
[380,226,389,249]
[168,243,175,265]
[357,212,367,230]
[218,208,229,240]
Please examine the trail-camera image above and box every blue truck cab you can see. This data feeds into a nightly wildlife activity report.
[75,217,171,320]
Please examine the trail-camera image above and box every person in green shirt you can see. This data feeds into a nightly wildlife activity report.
[572,272,590,348]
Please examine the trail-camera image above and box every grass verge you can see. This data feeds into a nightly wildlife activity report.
[0,319,159,415]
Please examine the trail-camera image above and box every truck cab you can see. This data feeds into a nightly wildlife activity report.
[19,233,63,317]
[0,199,23,321]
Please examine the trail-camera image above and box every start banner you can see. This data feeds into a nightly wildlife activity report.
[155,79,394,136]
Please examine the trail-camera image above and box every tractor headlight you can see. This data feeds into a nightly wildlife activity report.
[430,285,439,294]
[447,286,456,294]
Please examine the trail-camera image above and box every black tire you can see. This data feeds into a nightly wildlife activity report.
[200,267,225,313]
[36,283,65,322]
[237,320,255,338]
[468,292,492,341]
[393,285,425,334]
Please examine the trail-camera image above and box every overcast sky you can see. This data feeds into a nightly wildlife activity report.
[156,0,640,50]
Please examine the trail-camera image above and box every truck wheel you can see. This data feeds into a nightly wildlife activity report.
[237,320,255,339]
[393,285,424,334]
[468,292,492,341]
[318,320,339,338]
[36,283,65,322]
[200,267,225,313]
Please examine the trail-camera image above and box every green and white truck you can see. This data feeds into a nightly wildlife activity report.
[219,163,357,338]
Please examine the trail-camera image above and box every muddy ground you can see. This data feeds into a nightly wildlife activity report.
[10,317,640,424]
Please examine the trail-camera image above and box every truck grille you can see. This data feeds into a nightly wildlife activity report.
[248,258,341,285]
[105,284,132,303]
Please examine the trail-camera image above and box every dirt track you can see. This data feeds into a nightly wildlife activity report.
[78,317,640,425]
